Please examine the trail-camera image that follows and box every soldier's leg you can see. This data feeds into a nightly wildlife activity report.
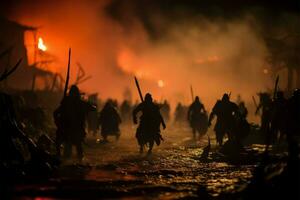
[148,140,154,155]
[136,128,144,153]
[216,130,224,146]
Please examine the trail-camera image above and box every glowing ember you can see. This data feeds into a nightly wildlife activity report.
[158,80,165,88]
[38,37,47,51]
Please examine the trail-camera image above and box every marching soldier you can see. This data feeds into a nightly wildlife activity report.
[187,96,208,139]
[133,93,166,154]
[98,101,122,142]
[54,85,96,161]
[208,94,239,146]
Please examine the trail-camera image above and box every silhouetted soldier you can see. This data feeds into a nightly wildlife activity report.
[256,92,272,136]
[238,101,248,119]
[133,93,166,154]
[208,94,239,146]
[270,91,288,144]
[87,94,99,136]
[161,100,171,122]
[98,101,122,142]
[235,101,250,146]
[174,102,185,123]
[54,85,96,161]
[286,89,300,144]
[120,100,132,122]
[188,96,208,139]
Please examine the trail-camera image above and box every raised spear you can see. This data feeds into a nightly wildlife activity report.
[63,48,71,98]
[273,75,279,100]
[134,76,144,102]
[190,85,194,102]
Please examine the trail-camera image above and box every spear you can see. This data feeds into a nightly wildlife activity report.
[190,85,194,102]
[252,95,258,109]
[63,48,71,98]
[273,75,279,100]
[134,76,144,102]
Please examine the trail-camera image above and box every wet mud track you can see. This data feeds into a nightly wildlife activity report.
[13,125,266,200]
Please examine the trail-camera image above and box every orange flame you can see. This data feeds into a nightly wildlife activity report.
[38,37,47,51]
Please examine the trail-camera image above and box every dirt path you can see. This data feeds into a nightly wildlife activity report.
[14,124,260,199]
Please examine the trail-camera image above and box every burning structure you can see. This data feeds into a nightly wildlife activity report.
[0,17,57,91]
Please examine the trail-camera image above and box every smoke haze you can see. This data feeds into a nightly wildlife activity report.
[3,0,285,108]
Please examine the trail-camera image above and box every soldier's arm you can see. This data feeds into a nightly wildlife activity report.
[132,104,142,124]
[116,110,122,123]
[160,113,166,129]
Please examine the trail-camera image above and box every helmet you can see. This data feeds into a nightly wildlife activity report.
[222,93,229,101]
[145,93,153,103]
[69,85,80,98]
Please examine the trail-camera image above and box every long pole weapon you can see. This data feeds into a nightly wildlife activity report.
[252,95,258,109]
[273,75,279,100]
[134,76,144,102]
[190,85,194,102]
[63,48,71,98]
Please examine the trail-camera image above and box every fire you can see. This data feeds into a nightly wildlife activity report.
[38,37,47,51]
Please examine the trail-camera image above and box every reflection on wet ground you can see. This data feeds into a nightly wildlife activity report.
[13,125,272,199]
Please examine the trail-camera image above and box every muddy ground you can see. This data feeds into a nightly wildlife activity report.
[12,123,270,200]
